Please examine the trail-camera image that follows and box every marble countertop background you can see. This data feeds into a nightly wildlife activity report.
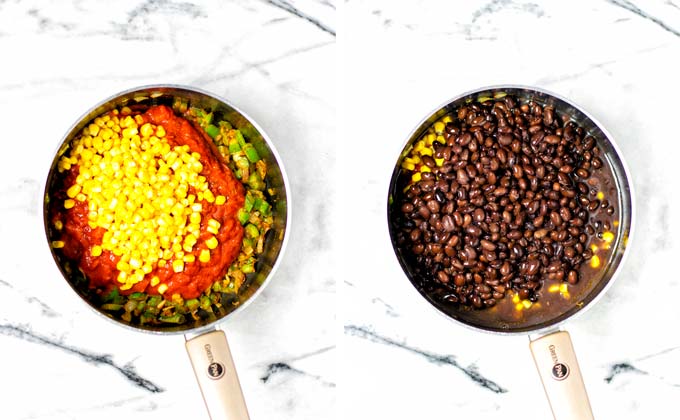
[341,0,680,419]
[0,1,335,419]
[3,0,680,419]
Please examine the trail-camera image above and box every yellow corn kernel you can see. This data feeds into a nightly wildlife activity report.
[522,300,532,309]
[419,147,433,156]
[420,165,431,173]
[150,276,160,287]
[215,195,226,205]
[596,191,604,200]
[425,134,436,146]
[590,255,601,268]
[515,303,523,311]
[199,249,211,263]
[64,199,75,209]
[548,284,560,293]
[66,184,81,198]
[512,293,520,304]
[157,283,168,294]
[156,126,166,138]
[560,283,569,293]
[434,158,444,167]
[436,135,446,144]
[51,240,65,249]
[207,219,221,234]
[116,261,130,272]
[591,244,598,252]
[88,123,100,137]
[602,231,614,243]
[183,254,195,263]
[91,245,103,257]
[183,234,197,253]
[206,236,218,249]
[129,258,142,270]
[172,259,184,273]
[411,172,421,183]
[434,122,445,134]
[442,116,452,124]
[117,271,128,283]
[75,193,87,202]
[54,220,63,230]
[401,161,416,171]
[204,190,215,203]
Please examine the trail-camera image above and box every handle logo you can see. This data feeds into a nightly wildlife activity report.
[551,362,570,381]
[548,344,570,381]
[207,362,225,380]
[204,344,226,380]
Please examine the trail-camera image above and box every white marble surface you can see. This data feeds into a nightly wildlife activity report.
[0,1,335,419]
[341,1,680,419]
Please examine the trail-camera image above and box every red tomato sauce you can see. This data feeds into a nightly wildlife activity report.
[54,105,245,299]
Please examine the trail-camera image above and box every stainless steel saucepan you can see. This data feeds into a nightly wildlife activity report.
[387,85,634,420]
[43,85,291,419]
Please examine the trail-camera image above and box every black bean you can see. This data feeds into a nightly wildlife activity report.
[442,215,455,232]
[567,270,579,285]
[473,208,485,223]
[480,240,496,251]
[422,155,436,168]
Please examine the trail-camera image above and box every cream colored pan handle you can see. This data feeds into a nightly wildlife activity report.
[529,330,594,420]
[185,330,250,420]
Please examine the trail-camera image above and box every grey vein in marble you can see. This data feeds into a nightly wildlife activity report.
[607,0,680,37]
[261,362,335,387]
[604,362,649,384]
[261,0,335,36]
[116,0,207,41]
[471,0,545,23]
[0,278,60,318]
[344,325,507,394]
[260,345,335,387]
[193,40,333,84]
[371,297,399,318]
[0,324,164,393]
[604,346,680,387]
[25,297,60,318]
[27,8,75,33]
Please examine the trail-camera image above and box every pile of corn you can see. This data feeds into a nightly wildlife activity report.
[400,116,452,186]
[54,108,227,292]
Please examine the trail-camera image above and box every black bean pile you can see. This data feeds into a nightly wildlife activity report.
[393,95,615,309]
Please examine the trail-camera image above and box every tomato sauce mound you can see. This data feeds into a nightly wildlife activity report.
[55,105,245,299]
